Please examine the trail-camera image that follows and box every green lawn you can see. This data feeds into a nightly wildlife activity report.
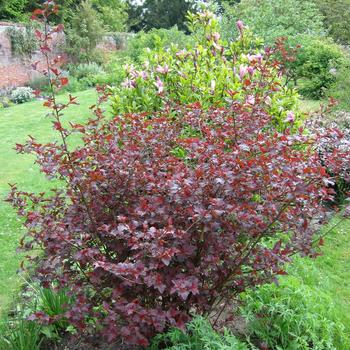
[0,89,99,313]
[288,217,350,329]
[299,99,323,113]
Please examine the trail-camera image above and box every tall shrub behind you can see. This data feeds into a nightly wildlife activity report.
[65,0,105,63]
[110,11,303,131]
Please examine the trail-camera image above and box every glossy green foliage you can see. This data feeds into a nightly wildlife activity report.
[111,11,302,130]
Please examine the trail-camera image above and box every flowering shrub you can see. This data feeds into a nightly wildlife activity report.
[10,86,35,104]
[111,11,302,131]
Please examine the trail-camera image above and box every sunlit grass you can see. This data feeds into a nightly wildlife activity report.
[0,89,99,314]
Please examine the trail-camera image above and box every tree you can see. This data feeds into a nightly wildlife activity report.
[313,0,350,45]
[65,0,105,63]
[221,0,325,44]
[127,0,196,32]
[92,0,128,32]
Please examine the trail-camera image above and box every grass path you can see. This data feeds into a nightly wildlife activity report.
[0,89,99,313]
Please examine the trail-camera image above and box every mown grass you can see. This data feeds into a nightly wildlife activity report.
[289,216,350,329]
[0,89,99,314]
[299,98,323,113]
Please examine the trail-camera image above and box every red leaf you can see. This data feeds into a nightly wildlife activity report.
[50,67,59,76]
[60,77,69,86]
[56,24,65,32]
[32,9,43,16]
[52,121,63,131]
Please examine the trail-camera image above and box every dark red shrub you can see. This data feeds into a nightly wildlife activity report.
[7,2,350,347]
[8,101,350,346]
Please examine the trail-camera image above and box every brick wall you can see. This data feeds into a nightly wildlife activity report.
[0,22,121,90]
[0,22,65,90]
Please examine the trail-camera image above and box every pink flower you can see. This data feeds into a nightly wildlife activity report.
[124,63,136,75]
[154,77,164,94]
[121,78,136,89]
[156,64,169,75]
[246,95,255,105]
[176,49,187,59]
[247,66,255,76]
[239,65,248,80]
[247,53,263,64]
[285,111,296,123]
[212,32,220,42]
[138,70,148,80]
[265,96,272,106]
[236,20,245,35]
[210,79,216,93]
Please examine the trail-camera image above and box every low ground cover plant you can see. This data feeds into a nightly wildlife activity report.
[242,277,350,349]
[150,316,249,350]
[10,87,35,104]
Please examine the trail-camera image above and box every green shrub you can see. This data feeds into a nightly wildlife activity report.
[110,10,303,130]
[64,0,105,64]
[0,95,14,108]
[69,62,105,79]
[220,0,347,99]
[29,76,51,92]
[122,26,193,64]
[327,64,350,111]
[112,32,129,50]
[64,62,118,89]
[241,277,350,350]
[10,87,35,104]
[292,36,345,99]
[61,76,85,93]
[150,317,249,350]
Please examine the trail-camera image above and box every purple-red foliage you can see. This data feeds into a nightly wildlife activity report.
[7,2,350,347]
[8,102,350,346]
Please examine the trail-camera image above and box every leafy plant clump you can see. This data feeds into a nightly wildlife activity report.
[241,277,350,349]
[292,36,345,99]
[150,316,249,350]
[10,88,350,347]
[6,23,38,59]
[10,86,35,104]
